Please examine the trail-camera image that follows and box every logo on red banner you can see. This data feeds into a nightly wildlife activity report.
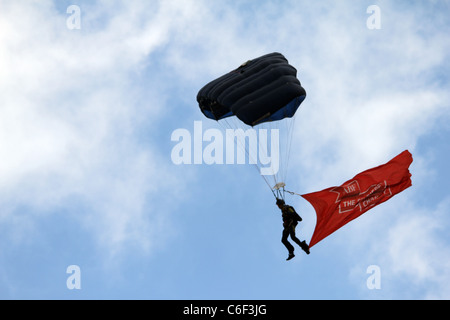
[330,180,393,214]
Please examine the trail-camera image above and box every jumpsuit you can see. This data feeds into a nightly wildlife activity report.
[281,205,304,254]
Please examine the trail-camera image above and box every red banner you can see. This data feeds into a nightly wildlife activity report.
[302,150,413,248]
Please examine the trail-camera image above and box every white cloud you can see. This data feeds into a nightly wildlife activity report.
[280,1,450,189]
[386,204,448,282]
[352,198,450,299]
[0,1,193,256]
[0,1,449,298]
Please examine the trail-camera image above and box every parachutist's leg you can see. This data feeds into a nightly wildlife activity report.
[281,229,294,254]
[290,226,310,255]
[289,226,303,247]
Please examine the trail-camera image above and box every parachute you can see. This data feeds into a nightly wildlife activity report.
[197,52,306,198]
[197,52,306,126]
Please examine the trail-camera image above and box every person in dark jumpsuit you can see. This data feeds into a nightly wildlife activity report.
[276,198,310,260]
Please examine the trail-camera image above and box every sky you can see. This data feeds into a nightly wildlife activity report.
[0,0,449,300]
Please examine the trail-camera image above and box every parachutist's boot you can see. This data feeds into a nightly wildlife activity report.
[286,253,295,261]
[300,241,310,255]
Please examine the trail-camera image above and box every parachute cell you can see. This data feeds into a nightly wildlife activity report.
[197,52,306,127]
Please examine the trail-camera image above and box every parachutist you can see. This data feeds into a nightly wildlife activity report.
[276,198,310,260]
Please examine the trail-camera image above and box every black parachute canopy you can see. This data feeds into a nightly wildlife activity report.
[197,52,306,126]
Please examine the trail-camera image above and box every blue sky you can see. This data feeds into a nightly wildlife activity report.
[0,0,449,299]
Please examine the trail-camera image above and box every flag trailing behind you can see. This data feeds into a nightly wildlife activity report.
[302,150,413,248]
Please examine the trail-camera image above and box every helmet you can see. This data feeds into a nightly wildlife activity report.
[276,198,285,205]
